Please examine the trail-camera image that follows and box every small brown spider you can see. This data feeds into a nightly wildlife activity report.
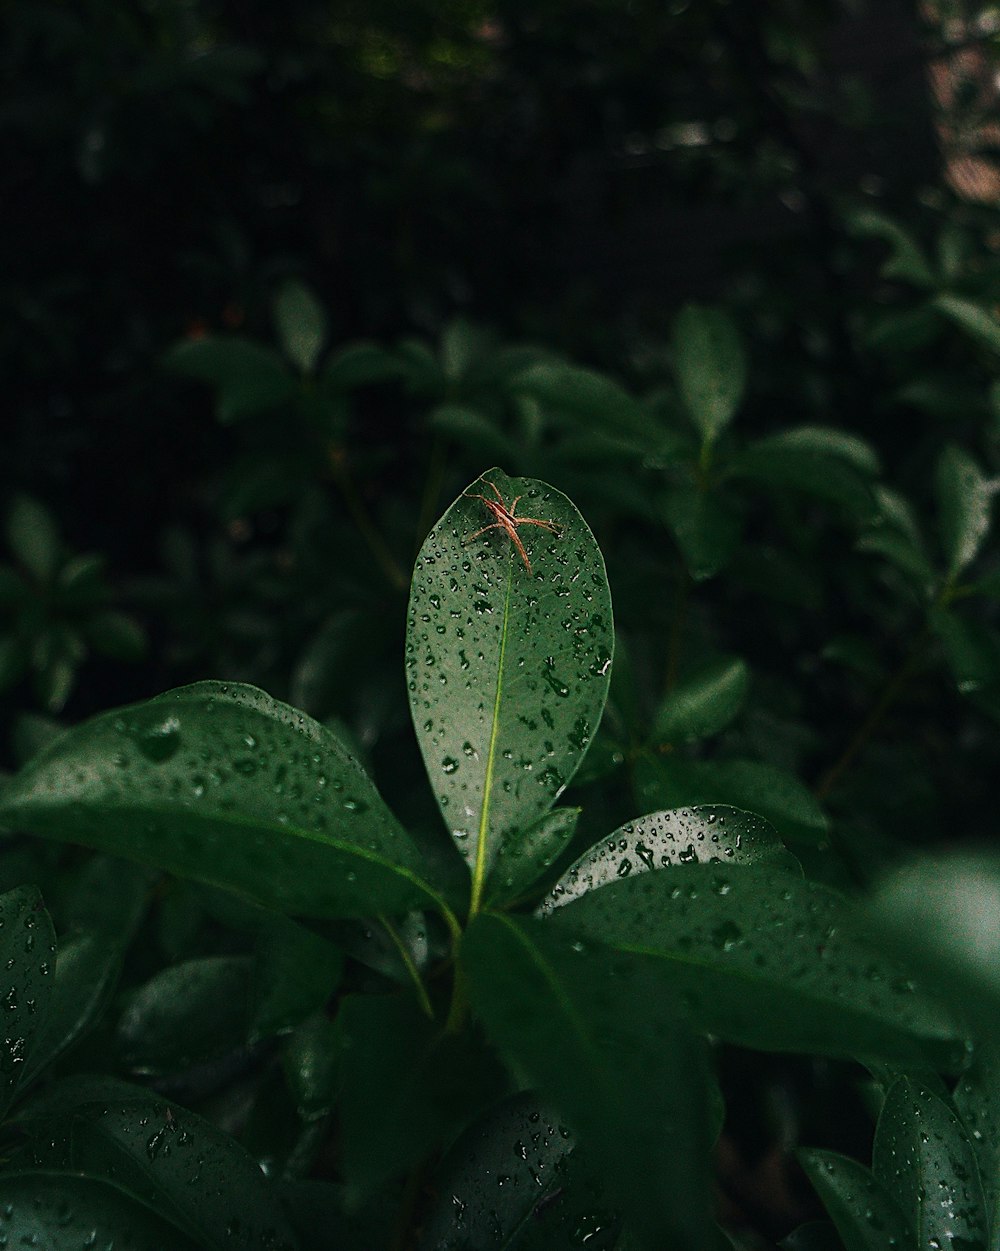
[464,480,561,574]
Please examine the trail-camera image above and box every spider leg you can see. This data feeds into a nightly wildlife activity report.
[514,516,562,534]
[509,527,532,573]
[463,522,505,544]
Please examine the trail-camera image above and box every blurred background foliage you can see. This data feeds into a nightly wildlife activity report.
[4,0,1000,1238]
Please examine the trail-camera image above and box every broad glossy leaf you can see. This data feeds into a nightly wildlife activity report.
[539,806,800,916]
[336,992,504,1202]
[488,807,580,904]
[407,470,612,910]
[873,1078,987,1251]
[954,1042,1000,1236]
[547,865,960,1065]
[672,304,746,444]
[250,918,343,1041]
[0,1172,201,1250]
[0,681,447,921]
[862,851,1000,1038]
[274,280,327,374]
[652,657,749,744]
[463,913,714,1249]
[662,482,741,580]
[163,336,296,423]
[16,1075,299,1251]
[936,444,994,580]
[634,754,828,844]
[798,1149,910,1251]
[0,885,56,1119]
[117,954,253,1075]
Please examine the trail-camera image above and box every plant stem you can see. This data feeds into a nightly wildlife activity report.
[327,446,408,591]
[380,914,435,1020]
[815,630,928,801]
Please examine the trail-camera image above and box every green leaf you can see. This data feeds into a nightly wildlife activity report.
[17,1076,300,1251]
[731,439,878,527]
[117,954,253,1075]
[163,336,297,423]
[847,209,936,286]
[671,305,746,444]
[513,361,656,444]
[417,1094,576,1250]
[84,610,147,661]
[323,340,404,390]
[274,280,327,373]
[488,806,581,904]
[441,317,492,379]
[798,1149,911,1251]
[749,426,881,475]
[0,885,56,1119]
[652,657,749,744]
[934,294,1000,353]
[863,851,1000,1038]
[463,912,714,1249]
[634,754,828,845]
[0,681,447,922]
[336,992,503,1202]
[539,806,800,916]
[250,918,342,1042]
[662,482,742,581]
[0,1172,202,1250]
[546,864,960,1065]
[954,1042,1000,1236]
[407,470,613,914]
[935,444,994,580]
[6,493,60,583]
[428,402,517,461]
[873,1078,987,1251]
[931,605,1000,694]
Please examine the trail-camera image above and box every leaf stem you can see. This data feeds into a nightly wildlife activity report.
[815,629,929,801]
[379,913,435,1020]
[327,446,407,591]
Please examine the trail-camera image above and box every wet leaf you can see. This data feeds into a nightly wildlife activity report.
[407,469,612,913]
[0,1172,202,1250]
[539,806,800,916]
[935,444,994,580]
[488,807,581,904]
[954,1041,1000,1236]
[873,1077,987,1251]
[463,913,714,1249]
[798,1149,910,1251]
[15,1074,300,1251]
[651,657,750,744]
[546,864,960,1065]
[671,304,746,444]
[0,681,448,921]
[0,885,56,1120]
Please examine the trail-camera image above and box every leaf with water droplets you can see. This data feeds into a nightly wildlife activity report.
[954,1042,1000,1236]
[407,469,613,913]
[546,865,960,1065]
[538,806,800,916]
[0,681,450,922]
[462,913,714,1249]
[798,1149,911,1251]
[13,1074,300,1251]
[0,1171,202,1250]
[488,806,581,905]
[0,884,55,1120]
[873,1077,988,1251]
